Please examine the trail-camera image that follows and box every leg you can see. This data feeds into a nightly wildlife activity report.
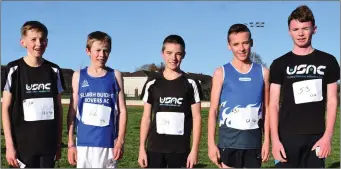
[16,151,39,168]
[275,135,303,168]
[39,155,56,168]
[301,134,325,168]
[147,151,166,168]
[244,149,262,168]
[219,148,243,168]
[165,152,188,168]
[76,146,92,168]
[91,147,117,168]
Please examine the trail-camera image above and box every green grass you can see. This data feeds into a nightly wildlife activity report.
[1,106,340,168]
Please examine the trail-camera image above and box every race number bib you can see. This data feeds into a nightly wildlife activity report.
[225,104,260,130]
[292,79,323,104]
[23,98,54,121]
[156,112,184,135]
[81,103,112,127]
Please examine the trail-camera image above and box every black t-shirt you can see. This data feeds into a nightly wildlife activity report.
[269,49,340,135]
[140,72,203,153]
[1,58,65,155]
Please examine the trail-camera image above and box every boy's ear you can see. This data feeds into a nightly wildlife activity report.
[182,51,186,59]
[250,39,253,47]
[20,39,26,48]
[86,48,91,56]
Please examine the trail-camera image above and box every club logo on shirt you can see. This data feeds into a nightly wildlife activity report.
[81,80,89,87]
[286,64,326,75]
[159,97,183,107]
[26,83,51,93]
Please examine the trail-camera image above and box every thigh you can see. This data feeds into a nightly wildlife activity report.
[301,134,325,168]
[219,148,243,168]
[39,155,56,168]
[91,147,117,168]
[147,151,166,168]
[275,135,303,168]
[244,149,261,168]
[15,153,39,168]
[165,152,188,168]
[77,146,91,168]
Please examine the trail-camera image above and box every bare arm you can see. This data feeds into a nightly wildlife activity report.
[139,103,152,151]
[262,68,270,142]
[114,70,128,145]
[2,91,15,149]
[67,71,80,147]
[57,94,63,146]
[207,67,224,146]
[191,102,202,152]
[269,83,281,142]
[324,82,338,139]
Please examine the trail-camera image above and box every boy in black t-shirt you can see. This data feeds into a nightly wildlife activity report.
[1,21,65,168]
[138,35,203,168]
[269,5,340,168]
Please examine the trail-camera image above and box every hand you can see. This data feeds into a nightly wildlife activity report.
[208,144,222,168]
[312,135,332,158]
[113,141,124,160]
[67,146,77,166]
[55,145,61,161]
[6,146,19,168]
[261,140,270,162]
[186,150,198,168]
[138,148,148,168]
[271,139,287,163]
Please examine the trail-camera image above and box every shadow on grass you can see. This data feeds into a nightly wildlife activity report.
[194,163,208,168]
[329,161,340,168]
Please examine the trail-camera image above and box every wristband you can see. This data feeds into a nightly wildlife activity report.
[68,145,76,149]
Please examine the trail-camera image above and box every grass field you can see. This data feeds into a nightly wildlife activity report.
[1,106,340,168]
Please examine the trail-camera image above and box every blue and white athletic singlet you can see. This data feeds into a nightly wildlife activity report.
[218,62,264,149]
[76,67,119,148]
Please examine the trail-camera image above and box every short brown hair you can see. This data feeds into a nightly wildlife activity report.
[227,24,252,42]
[86,31,112,52]
[21,21,48,38]
[161,34,186,54]
[288,5,315,28]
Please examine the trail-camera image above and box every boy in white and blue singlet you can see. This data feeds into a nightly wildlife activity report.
[207,24,270,168]
[66,31,128,168]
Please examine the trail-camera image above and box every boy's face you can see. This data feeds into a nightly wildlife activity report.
[289,20,316,48]
[228,32,252,62]
[161,43,184,71]
[86,40,110,68]
[20,29,48,58]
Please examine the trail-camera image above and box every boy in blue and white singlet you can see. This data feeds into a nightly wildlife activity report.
[207,24,270,168]
[67,31,128,168]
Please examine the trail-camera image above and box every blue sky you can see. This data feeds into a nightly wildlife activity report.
[1,1,340,76]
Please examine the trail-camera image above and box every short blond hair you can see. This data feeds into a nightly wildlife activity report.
[21,21,48,38]
[86,31,112,52]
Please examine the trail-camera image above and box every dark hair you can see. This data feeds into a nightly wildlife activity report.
[86,31,112,52]
[21,21,48,38]
[288,5,315,28]
[227,23,252,42]
[161,34,186,54]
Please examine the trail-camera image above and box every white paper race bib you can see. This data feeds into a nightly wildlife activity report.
[81,103,112,127]
[156,112,184,135]
[292,79,323,104]
[224,104,261,130]
[23,98,54,121]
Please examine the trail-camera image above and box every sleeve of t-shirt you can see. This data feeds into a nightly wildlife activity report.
[269,59,283,85]
[188,79,202,105]
[325,56,340,84]
[140,78,156,104]
[2,63,18,93]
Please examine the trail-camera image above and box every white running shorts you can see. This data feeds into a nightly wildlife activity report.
[77,146,117,168]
